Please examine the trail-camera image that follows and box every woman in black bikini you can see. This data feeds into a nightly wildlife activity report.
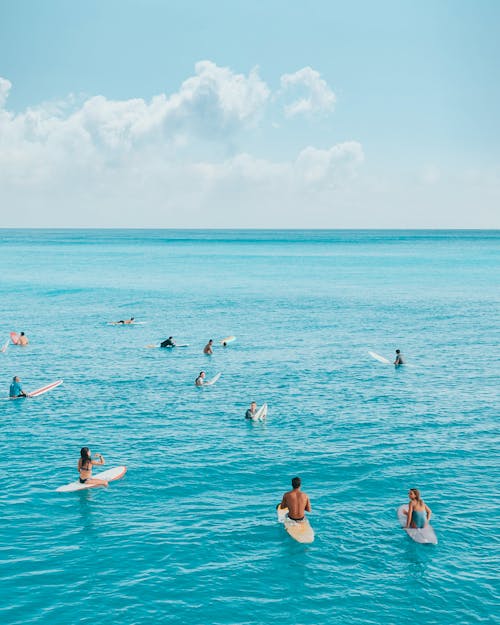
[78,447,108,486]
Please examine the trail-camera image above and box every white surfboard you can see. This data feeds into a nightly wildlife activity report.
[368,351,391,364]
[56,466,127,492]
[220,336,236,346]
[277,505,314,544]
[203,372,221,386]
[397,504,437,544]
[1,340,8,353]
[252,403,267,421]
[5,379,63,400]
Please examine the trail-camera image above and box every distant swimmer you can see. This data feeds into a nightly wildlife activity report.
[203,340,214,355]
[9,376,27,398]
[18,332,29,346]
[245,401,257,419]
[394,349,405,366]
[117,317,135,325]
[78,447,108,486]
[195,371,206,386]
[279,477,311,522]
[404,488,432,529]
[160,336,176,348]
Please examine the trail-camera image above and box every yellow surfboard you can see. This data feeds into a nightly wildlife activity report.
[277,505,314,544]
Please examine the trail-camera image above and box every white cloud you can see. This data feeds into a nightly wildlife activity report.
[0,77,12,109]
[280,67,336,117]
[0,61,371,226]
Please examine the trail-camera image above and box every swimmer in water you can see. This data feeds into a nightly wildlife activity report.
[245,401,258,419]
[116,317,135,325]
[195,371,206,386]
[18,332,29,346]
[404,488,432,528]
[394,349,405,366]
[78,447,108,486]
[203,340,214,355]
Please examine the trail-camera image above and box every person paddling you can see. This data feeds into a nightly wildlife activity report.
[161,336,176,348]
[78,447,108,486]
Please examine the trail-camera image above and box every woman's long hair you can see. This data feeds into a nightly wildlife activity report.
[80,447,91,471]
[409,488,422,504]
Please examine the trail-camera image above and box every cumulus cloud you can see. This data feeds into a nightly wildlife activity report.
[280,67,336,117]
[0,61,367,227]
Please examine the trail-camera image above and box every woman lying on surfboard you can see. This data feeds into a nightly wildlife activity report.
[404,488,432,528]
[78,447,108,486]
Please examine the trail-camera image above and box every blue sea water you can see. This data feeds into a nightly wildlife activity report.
[0,229,498,625]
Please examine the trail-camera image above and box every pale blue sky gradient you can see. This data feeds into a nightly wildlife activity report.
[0,0,499,227]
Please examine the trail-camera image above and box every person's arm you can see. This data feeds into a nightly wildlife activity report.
[92,454,105,466]
[424,503,432,527]
[405,502,414,528]
[77,459,81,472]
[280,493,288,510]
[305,496,311,513]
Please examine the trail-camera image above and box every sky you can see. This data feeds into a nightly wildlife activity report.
[0,0,499,228]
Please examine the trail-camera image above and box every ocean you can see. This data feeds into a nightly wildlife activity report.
[0,229,498,624]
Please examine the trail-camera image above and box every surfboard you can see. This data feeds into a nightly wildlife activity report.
[108,321,147,326]
[203,372,221,386]
[252,403,267,421]
[5,379,63,400]
[277,505,314,544]
[397,504,437,544]
[10,332,19,344]
[28,379,63,397]
[1,340,8,353]
[220,336,236,346]
[56,466,127,492]
[368,351,391,364]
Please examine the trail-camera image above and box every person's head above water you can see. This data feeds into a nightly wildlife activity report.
[169,336,173,339]
[395,349,401,354]
[80,447,91,463]
[12,376,20,382]
[408,488,422,503]
[250,401,256,409]
[292,476,301,489]
[20,332,25,336]
[199,371,205,376]
[208,339,213,344]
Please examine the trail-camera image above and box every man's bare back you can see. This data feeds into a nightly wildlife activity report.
[280,477,311,521]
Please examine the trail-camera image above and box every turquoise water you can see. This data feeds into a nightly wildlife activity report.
[0,229,498,625]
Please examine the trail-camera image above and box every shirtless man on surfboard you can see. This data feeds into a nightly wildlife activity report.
[279,477,311,522]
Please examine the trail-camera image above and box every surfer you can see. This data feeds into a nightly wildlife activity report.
[394,349,405,365]
[9,376,27,398]
[280,477,311,522]
[78,447,108,486]
[245,401,257,419]
[117,317,135,325]
[203,340,214,355]
[18,332,29,346]
[160,336,176,348]
[404,488,432,528]
[195,371,206,386]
